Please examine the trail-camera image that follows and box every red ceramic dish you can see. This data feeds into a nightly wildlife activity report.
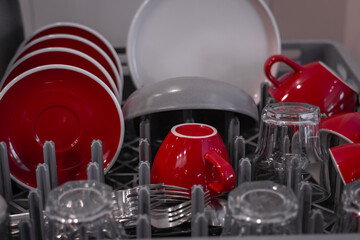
[264,55,357,117]
[7,34,122,97]
[0,64,124,189]
[319,112,360,146]
[329,143,360,184]
[1,47,121,101]
[151,123,235,197]
[20,22,122,78]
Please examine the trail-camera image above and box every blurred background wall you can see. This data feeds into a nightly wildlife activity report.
[18,0,360,65]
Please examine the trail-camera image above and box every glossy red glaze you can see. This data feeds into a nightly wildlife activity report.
[15,35,119,90]
[330,143,360,184]
[2,48,118,98]
[319,112,360,143]
[151,123,235,197]
[265,55,357,116]
[0,65,123,189]
[26,25,120,74]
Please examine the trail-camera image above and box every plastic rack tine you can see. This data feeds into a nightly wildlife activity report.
[19,220,35,240]
[140,117,151,140]
[297,181,313,234]
[28,190,45,240]
[91,140,104,182]
[43,141,58,189]
[227,117,240,162]
[79,225,88,240]
[238,158,252,185]
[259,82,269,113]
[139,161,151,185]
[36,164,51,208]
[136,214,151,239]
[191,212,208,237]
[87,162,100,181]
[138,185,151,216]
[287,157,300,195]
[308,209,324,234]
[183,109,195,123]
[0,142,12,201]
[139,138,151,163]
[233,137,246,186]
[191,185,205,217]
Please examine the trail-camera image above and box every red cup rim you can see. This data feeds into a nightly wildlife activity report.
[171,123,217,139]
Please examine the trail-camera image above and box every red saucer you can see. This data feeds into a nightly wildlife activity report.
[13,34,120,93]
[1,47,120,101]
[0,65,124,189]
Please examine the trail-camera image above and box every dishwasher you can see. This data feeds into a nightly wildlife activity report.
[1,0,360,239]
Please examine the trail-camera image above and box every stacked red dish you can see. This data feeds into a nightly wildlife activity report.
[0,22,124,189]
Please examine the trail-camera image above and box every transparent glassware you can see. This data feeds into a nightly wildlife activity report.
[253,102,330,203]
[45,180,122,239]
[0,195,10,240]
[335,180,360,233]
[227,181,298,236]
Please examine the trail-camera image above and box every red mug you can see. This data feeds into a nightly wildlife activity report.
[150,123,235,197]
[264,55,357,117]
[319,112,360,149]
[329,143,360,184]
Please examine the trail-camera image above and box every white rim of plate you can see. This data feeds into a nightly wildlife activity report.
[0,47,121,102]
[126,0,281,103]
[14,21,123,80]
[0,64,124,190]
[5,34,123,99]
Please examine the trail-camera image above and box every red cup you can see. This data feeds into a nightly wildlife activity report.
[329,143,360,184]
[319,112,360,149]
[151,123,235,197]
[264,55,357,117]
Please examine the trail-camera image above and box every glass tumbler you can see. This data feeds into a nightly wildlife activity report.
[253,102,330,203]
[336,180,360,233]
[0,195,10,240]
[45,180,122,239]
[227,181,298,236]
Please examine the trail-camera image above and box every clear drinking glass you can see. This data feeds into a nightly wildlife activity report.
[0,195,10,240]
[45,180,122,239]
[227,181,298,236]
[254,102,330,203]
[336,180,360,233]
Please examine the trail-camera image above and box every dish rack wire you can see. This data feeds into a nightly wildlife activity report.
[1,40,360,239]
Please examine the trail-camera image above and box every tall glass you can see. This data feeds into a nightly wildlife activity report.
[227,181,298,235]
[254,102,330,203]
[45,180,122,239]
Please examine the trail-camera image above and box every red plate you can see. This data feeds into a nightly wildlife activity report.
[8,34,122,96]
[0,64,124,189]
[1,47,121,101]
[24,22,122,77]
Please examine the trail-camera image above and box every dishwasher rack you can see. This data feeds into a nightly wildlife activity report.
[1,40,360,239]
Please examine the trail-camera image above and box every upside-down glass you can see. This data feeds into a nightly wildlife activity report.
[253,102,330,203]
[227,181,298,236]
[0,195,10,240]
[336,180,360,233]
[45,180,122,239]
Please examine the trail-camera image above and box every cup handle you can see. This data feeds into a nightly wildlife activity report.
[264,55,304,87]
[204,151,235,194]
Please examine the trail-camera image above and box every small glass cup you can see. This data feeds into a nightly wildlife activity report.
[45,180,122,239]
[0,195,10,240]
[336,180,360,233]
[254,102,330,203]
[227,181,298,236]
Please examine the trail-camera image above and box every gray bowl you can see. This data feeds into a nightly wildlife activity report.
[122,76,259,123]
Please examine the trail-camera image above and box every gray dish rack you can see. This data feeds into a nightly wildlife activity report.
[1,1,360,238]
